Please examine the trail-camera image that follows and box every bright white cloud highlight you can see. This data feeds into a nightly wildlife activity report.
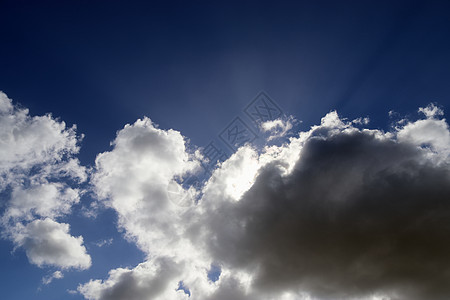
[92,117,200,257]
[397,104,450,160]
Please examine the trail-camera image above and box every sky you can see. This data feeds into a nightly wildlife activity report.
[0,1,450,300]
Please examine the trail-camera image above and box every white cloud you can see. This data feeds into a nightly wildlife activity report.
[352,116,370,125]
[0,91,90,270]
[261,116,295,141]
[0,92,13,113]
[80,104,450,300]
[397,104,450,161]
[80,117,222,299]
[0,93,84,187]
[95,238,114,248]
[78,258,187,300]
[42,270,64,285]
[418,103,444,119]
[92,117,200,257]
[203,146,261,202]
[12,218,91,269]
[5,183,80,221]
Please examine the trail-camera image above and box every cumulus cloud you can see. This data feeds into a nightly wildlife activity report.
[92,117,200,256]
[397,104,449,160]
[11,218,91,269]
[80,104,450,300]
[0,91,90,270]
[5,183,80,221]
[82,117,227,300]
[0,93,85,187]
[79,258,187,300]
[202,132,450,300]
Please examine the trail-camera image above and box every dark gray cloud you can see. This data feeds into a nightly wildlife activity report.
[202,129,450,300]
[79,257,183,300]
[80,106,450,300]
[101,259,179,300]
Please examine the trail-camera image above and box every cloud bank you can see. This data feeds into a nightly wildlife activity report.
[79,103,450,300]
[3,91,448,299]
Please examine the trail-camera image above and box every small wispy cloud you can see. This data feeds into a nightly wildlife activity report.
[42,271,64,285]
[94,238,113,248]
[260,115,296,141]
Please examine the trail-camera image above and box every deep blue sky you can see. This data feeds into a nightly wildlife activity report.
[2,0,450,163]
[1,1,450,299]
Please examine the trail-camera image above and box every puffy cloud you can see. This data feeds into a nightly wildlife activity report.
[12,218,91,269]
[202,131,450,299]
[397,104,449,161]
[0,91,90,270]
[0,93,85,187]
[81,118,219,299]
[4,183,80,221]
[92,117,200,256]
[80,104,450,300]
[79,258,187,300]
[418,103,444,119]
[0,91,14,113]
[198,106,450,300]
